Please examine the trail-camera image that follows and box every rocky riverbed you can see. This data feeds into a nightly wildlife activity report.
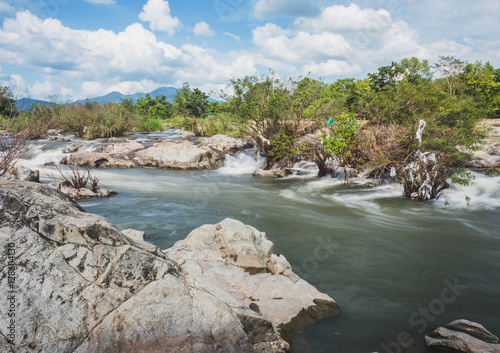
[0,180,339,353]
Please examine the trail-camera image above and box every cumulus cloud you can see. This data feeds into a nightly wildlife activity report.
[303,60,362,77]
[253,23,351,64]
[254,0,320,19]
[139,0,181,35]
[0,10,257,99]
[193,21,215,36]
[0,1,15,13]
[294,4,391,33]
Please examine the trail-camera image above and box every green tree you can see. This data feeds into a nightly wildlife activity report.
[322,113,360,182]
[0,86,16,118]
[173,83,209,118]
[225,74,324,169]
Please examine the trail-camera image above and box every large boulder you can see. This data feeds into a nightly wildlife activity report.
[133,140,224,169]
[61,151,135,168]
[425,320,500,353]
[166,219,340,337]
[0,181,289,353]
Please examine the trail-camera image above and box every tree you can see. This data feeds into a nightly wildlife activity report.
[225,74,325,170]
[173,83,209,118]
[322,113,360,182]
[0,86,16,118]
[434,56,467,96]
[368,58,432,91]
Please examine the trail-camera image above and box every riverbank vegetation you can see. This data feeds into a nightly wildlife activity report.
[2,56,499,199]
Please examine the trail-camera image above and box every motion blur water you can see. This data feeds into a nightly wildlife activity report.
[18,132,500,353]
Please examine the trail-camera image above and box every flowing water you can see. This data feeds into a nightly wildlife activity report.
[19,131,500,353]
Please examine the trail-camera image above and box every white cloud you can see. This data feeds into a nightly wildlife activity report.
[303,60,362,77]
[193,21,214,36]
[223,32,240,41]
[138,0,181,35]
[254,0,320,19]
[84,0,116,4]
[0,1,15,13]
[295,4,391,33]
[253,23,351,64]
[0,10,257,100]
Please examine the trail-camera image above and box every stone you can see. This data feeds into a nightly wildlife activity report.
[166,219,340,336]
[199,134,254,153]
[0,181,289,353]
[252,169,293,178]
[17,166,40,183]
[63,142,83,153]
[62,151,135,168]
[133,140,224,169]
[48,182,117,200]
[425,320,500,353]
[104,141,145,155]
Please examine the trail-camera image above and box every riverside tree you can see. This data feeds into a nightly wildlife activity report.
[224,74,325,169]
[322,113,360,183]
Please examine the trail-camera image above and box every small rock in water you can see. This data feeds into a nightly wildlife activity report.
[425,319,500,353]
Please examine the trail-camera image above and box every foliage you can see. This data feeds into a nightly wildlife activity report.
[224,74,325,169]
[49,164,100,192]
[173,83,210,118]
[322,113,360,182]
[0,86,16,118]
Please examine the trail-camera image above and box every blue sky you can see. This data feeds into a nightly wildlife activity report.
[1,0,499,100]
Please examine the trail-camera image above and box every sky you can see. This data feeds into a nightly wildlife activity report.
[0,0,499,101]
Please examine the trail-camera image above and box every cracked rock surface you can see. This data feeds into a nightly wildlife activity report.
[0,181,291,353]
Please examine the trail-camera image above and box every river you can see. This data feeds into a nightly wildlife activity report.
[19,130,500,353]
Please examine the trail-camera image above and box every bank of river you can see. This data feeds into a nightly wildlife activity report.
[20,131,500,353]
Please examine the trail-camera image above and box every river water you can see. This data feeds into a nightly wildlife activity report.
[19,131,500,353]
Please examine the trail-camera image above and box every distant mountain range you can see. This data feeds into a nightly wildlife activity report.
[15,87,187,110]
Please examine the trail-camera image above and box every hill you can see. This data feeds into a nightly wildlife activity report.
[15,87,197,110]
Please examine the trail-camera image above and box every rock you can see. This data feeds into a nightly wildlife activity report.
[16,166,40,183]
[252,169,293,178]
[166,219,340,337]
[48,182,118,200]
[63,142,83,153]
[104,141,145,155]
[487,143,500,156]
[133,140,224,169]
[425,320,500,353]
[0,181,289,353]
[121,228,161,256]
[62,151,135,168]
[199,134,254,153]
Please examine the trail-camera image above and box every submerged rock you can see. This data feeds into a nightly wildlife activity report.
[63,142,83,153]
[425,319,500,353]
[133,139,224,169]
[252,169,293,178]
[166,219,340,337]
[0,181,290,353]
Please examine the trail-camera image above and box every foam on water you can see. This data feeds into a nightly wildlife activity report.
[217,149,264,175]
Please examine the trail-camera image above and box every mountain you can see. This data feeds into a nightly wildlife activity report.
[15,87,187,110]
[74,86,180,105]
[15,98,54,111]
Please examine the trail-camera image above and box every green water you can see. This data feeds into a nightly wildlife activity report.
[79,167,500,353]
[23,134,500,352]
